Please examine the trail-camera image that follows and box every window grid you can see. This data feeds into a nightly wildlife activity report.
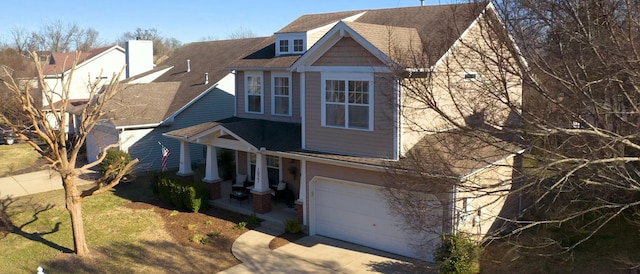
[279,40,289,53]
[293,39,304,52]
[273,76,290,115]
[324,79,370,130]
[246,75,262,113]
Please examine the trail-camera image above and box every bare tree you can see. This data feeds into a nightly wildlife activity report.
[382,0,640,262]
[9,21,104,53]
[226,27,257,40]
[116,28,182,62]
[0,52,138,256]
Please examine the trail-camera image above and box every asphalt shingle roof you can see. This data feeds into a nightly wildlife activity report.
[229,2,485,69]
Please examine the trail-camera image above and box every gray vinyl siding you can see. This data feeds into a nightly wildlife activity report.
[236,70,302,123]
[126,87,235,172]
[304,72,396,158]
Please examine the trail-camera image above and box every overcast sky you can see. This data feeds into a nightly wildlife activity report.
[0,0,457,46]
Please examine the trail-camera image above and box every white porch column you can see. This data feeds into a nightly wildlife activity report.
[202,145,220,182]
[298,159,307,225]
[253,148,270,192]
[177,141,193,176]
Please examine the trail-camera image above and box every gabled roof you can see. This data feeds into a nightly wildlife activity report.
[276,10,364,33]
[229,2,486,70]
[104,82,181,127]
[42,46,123,75]
[106,38,267,127]
[151,38,267,116]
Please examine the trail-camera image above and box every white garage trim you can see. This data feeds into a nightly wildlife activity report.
[309,176,442,261]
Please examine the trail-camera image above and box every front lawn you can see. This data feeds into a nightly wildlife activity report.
[0,175,256,273]
[0,144,41,176]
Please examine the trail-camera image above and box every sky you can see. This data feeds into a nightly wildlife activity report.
[0,0,457,46]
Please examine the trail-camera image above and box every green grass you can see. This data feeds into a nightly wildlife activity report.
[0,181,163,273]
[0,144,41,176]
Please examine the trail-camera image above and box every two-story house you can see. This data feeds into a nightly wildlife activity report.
[164,2,523,261]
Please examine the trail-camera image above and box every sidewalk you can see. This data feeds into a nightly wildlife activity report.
[0,170,96,198]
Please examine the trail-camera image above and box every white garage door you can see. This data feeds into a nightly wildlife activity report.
[312,178,442,261]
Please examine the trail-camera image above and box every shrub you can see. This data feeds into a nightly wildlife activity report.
[434,233,482,274]
[207,231,221,238]
[284,219,302,234]
[190,234,209,245]
[235,221,247,230]
[155,177,209,212]
[99,150,133,175]
[247,213,261,227]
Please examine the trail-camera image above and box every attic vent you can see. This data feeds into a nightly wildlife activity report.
[187,59,191,72]
[205,73,209,85]
[464,72,478,80]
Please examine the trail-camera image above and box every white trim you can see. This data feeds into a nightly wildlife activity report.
[115,123,161,130]
[276,32,307,56]
[244,71,264,114]
[271,72,293,117]
[291,21,393,72]
[297,66,391,73]
[320,72,374,131]
[394,79,401,160]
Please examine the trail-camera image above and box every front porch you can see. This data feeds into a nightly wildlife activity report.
[210,179,298,223]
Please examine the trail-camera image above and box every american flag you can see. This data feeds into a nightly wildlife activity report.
[161,146,171,172]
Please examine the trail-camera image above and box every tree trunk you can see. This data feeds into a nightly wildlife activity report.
[63,174,90,256]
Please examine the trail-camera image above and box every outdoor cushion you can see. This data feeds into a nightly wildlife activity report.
[277,181,287,190]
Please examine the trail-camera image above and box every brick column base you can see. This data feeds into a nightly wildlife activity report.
[204,179,222,200]
[295,201,304,224]
[252,191,272,214]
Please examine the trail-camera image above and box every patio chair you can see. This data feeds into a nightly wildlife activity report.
[231,174,250,193]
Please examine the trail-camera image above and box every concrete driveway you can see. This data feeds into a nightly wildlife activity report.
[220,227,436,274]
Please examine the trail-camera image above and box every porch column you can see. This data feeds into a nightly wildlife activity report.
[252,148,272,213]
[297,159,307,225]
[202,145,221,200]
[202,145,220,182]
[177,141,193,176]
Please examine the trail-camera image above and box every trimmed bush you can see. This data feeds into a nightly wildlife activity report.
[284,218,302,234]
[99,150,133,175]
[155,177,209,212]
[434,233,482,274]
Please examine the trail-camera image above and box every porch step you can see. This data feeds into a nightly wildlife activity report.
[257,220,285,235]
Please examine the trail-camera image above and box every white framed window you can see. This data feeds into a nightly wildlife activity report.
[272,73,292,116]
[279,40,289,53]
[321,72,374,131]
[245,72,263,113]
[249,154,280,183]
[276,35,306,55]
[293,39,304,52]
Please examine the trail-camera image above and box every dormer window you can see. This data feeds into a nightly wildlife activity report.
[293,39,304,52]
[276,34,306,56]
[279,40,289,53]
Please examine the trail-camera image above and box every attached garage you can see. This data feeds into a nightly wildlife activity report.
[310,177,442,261]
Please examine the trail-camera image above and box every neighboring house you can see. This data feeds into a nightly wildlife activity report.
[41,41,153,136]
[164,3,523,261]
[86,38,266,171]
